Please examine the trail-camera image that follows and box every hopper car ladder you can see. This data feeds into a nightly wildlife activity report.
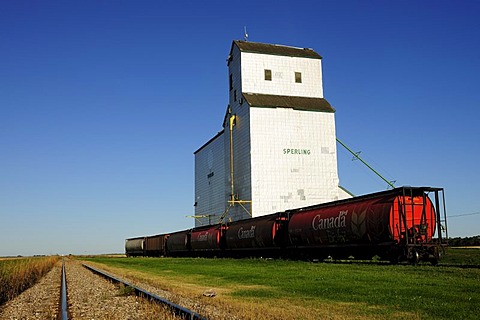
[396,187,448,264]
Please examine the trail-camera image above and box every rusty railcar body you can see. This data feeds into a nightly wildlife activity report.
[145,234,168,257]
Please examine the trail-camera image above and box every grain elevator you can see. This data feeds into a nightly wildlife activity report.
[194,40,351,227]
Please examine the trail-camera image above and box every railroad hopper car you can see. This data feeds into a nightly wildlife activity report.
[224,213,287,257]
[165,214,287,258]
[189,225,224,256]
[287,187,447,263]
[145,234,168,257]
[166,230,191,257]
[125,236,145,257]
[126,187,447,264]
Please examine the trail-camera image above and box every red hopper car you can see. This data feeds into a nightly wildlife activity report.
[126,187,447,264]
[287,187,447,264]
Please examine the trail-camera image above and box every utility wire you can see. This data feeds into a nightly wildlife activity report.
[449,211,480,218]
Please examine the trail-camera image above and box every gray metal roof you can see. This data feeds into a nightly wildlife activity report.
[243,93,335,113]
[193,130,224,155]
[233,40,322,59]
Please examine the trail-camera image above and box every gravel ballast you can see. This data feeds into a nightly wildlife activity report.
[0,261,60,320]
[0,259,177,320]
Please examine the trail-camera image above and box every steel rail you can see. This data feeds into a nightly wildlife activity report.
[82,264,207,320]
[59,259,69,320]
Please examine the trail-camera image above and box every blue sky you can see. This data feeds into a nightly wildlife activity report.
[1,1,479,256]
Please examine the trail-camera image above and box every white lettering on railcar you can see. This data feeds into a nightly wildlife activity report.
[312,211,347,231]
[238,226,256,239]
[197,232,208,242]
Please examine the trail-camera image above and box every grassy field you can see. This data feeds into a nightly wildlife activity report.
[0,256,59,304]
[82,248,480,320]
[441,247,480,265]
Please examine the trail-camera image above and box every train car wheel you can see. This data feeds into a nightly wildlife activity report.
[408,249,419,265]
[428,246,442,266]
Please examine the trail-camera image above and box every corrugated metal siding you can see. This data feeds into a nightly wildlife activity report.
[225,102,252,222]
[194,131,227,227]
[226,44,252,222]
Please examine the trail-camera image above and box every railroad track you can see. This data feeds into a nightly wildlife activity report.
[81,263,207,320]
[59,259,69,320]
[57,260,206,320]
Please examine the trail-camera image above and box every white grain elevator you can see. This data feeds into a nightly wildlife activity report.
[194,40,350,227]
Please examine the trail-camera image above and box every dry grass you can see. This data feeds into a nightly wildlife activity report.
[82,261,405,320]
[0,256,59,304]
[96,300,180,320]
[82,256,480,320]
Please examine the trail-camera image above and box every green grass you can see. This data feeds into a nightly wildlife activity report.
[441,247,480,265]
[82,255,480,320]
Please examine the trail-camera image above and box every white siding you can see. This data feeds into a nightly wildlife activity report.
[241,52,323,98]
[194,132,227,226]
[338,186,354,200]
[225,104,252,222]
[228,45,243,106]
[250,107,339,216]
[225,45,253,222]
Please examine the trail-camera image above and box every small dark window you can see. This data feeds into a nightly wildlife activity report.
[234,90,237,101]
[264,69,272,81]
[229,74,233,90]
[295,72,302,83]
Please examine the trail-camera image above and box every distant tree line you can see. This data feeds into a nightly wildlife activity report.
[448,235,480,247]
